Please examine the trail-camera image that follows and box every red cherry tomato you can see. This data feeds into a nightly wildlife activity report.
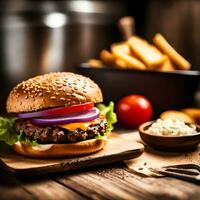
[116,95,153,128]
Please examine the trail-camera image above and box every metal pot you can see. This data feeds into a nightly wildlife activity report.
[0,0,128,113]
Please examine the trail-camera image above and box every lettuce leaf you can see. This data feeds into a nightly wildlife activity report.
[97,101,117,136]
[0,117,18,145]
[0,117,38,146]
[17,131,38,146]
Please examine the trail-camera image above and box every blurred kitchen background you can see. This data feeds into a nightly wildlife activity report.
[0,0,199,113]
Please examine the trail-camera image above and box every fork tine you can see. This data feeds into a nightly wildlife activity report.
[152,168,200,184]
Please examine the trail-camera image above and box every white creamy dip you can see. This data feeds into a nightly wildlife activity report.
[147,118,197,136]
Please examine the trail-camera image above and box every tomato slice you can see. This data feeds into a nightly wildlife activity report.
[47,102,94,116]
[16,102,94,119]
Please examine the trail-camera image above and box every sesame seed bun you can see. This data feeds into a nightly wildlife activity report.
[12,138,107,158]
[6,72,103,113]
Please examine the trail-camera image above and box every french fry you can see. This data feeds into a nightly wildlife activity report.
[100,50,116,67]
[128,36,165,69]
[111,42,131,55]
[115,59,128,69]
[160,110,195,123]
[182,108,200,124]
[112,49,146,70]
[88,59,104,68]
[159,56,175,72]
[153,33,191,70]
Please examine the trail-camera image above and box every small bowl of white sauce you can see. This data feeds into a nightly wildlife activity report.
[138,119,200,151]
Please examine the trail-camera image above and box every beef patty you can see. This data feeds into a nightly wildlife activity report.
[14,119,107,144]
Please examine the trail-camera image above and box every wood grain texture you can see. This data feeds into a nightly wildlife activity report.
[0,170,35,200]
[1,162,200,200]
[0,187,34,200]
[0,133,144,176]
[22,180,87,200]
[55,163,200,200]
[0,169,86,200]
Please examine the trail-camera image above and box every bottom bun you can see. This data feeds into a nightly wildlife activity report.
[12,138,107,158]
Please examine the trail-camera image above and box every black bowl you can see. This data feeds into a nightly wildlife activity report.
[77,64,200,117]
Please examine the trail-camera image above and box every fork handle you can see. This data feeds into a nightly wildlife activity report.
[159,169,200,184]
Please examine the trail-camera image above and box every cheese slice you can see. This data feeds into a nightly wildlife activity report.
[57,117,103,131]
[58,122,90,131]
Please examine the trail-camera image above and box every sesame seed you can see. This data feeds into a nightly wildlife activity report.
[60,97,65,101]
[50,96,56,100]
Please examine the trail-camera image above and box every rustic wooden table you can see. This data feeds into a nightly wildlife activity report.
[1,130,200,200]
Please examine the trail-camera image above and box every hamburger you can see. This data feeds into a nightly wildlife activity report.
[1,72,116,158]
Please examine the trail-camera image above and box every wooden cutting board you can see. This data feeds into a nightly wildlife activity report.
[0,133,144,176]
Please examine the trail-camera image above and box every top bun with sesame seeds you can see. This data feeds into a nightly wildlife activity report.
[6,72,103,113]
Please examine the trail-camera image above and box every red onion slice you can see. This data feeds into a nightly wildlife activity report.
[31,108,99,125]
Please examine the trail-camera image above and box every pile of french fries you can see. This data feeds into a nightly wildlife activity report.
[88,33,191,71]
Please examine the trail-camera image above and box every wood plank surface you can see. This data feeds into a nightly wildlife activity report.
[0,186,34,200]
[55,163,200,200]
[0,169,87,200]
[22,180,87,200]
[0,170,35,200]
[0,162,200,200]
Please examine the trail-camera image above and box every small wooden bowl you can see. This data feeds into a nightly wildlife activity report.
[138,121,200,151]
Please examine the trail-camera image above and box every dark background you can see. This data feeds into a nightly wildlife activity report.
[0,0,199,113]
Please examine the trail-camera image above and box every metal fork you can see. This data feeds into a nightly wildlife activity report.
[150,164,200,184]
